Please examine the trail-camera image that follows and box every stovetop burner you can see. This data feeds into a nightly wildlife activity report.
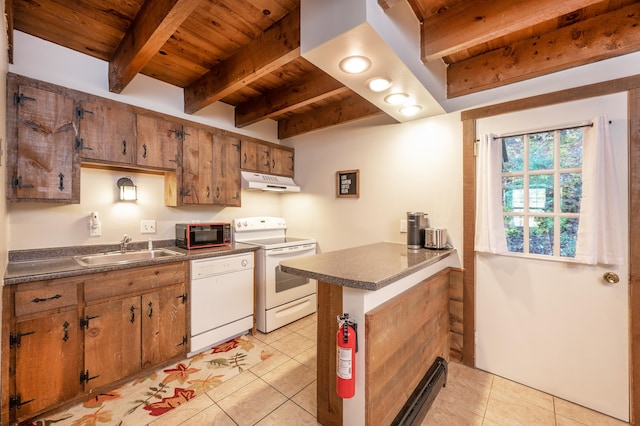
[233,217,315,249]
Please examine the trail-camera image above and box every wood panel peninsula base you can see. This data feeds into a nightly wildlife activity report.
[279,242,457,426]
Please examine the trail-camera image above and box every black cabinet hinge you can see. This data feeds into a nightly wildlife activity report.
[177,335,187,347]
[176,293,187,304]
[75,106,94,119]
[80,315,99,329]
[11,175,34,189]
[13,92,36,106]
[10,394,35,410]
[9,331,35,348]
[80,370,99,384]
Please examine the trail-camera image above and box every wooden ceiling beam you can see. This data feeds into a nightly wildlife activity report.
[109,0,202,94]
[447,3,640,98]
[235,69,348,128]
[277,92,384,139]
[422,0,603,61]
[184,7,301,114]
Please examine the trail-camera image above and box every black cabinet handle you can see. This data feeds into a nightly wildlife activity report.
[32,294,62,303]
[58,173,65,191]
[122,140,127,155]
[143,144,147,159]
[206,186,210,198]
[130,306,135,323]
[147,301,153,318]
[63,321,69,342]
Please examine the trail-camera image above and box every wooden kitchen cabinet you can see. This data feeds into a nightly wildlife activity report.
[240,139,294,178]
[141,284,187,369]
[136,114,181,170]
[270,145,295,177]
[4,277,82,423]
[171,127,241,206]
[180,126,214,205]
[83,263,188,386]
[82,295,142,392]
[212,131,241,206]
[2,261,188,424]
[75,100,136,166]
[6,79,79,203]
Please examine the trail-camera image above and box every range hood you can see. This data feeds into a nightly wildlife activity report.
[241,171,300,192]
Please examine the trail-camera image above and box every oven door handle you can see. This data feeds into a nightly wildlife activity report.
[265,246,316,257]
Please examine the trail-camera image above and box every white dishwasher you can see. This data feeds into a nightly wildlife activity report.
[189,253,254,356]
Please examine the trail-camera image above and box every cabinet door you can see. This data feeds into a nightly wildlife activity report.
[12,85,77,202]
[14,309,79,419]
[240,140,258,171]
[212,133,241,206]
[83,296,141,392]
[270,146,295,177]
[141,284,187,369]
[136,115,180,170]
[76,101,136,165]
[181,127,213,205]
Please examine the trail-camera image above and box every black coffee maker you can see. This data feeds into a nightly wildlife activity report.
[407,212,428,250]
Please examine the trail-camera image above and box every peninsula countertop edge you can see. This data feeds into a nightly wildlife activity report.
[279,241,456,291]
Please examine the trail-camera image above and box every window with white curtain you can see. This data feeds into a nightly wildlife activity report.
[501,128,583,258]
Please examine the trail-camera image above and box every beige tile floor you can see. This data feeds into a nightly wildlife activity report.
[145,312,628,426]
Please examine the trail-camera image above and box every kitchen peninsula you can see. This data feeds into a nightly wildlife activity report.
[279,242,457,426]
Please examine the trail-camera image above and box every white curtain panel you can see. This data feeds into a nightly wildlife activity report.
[575,116,625,265]
[475,133,508,253]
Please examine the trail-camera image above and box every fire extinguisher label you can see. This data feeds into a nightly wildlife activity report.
[337,347,353,379]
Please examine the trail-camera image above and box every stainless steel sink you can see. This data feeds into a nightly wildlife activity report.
[73,248,184,267]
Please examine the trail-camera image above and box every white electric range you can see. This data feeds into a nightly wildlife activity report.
[234,217,317,333]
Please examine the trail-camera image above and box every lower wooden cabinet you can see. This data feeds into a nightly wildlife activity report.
[2,261,188,424]
[83,295,142,392]
[14,308,80,419]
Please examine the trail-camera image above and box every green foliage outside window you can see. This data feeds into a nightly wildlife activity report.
[501,129,583,258]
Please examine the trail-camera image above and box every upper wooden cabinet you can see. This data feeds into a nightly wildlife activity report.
[6,74,293,206]
[75,101,136,166]
[136,115,181,170]
[213,131,241,206]
[270,145,295,177]
[180,126,214,205]
[240,139,294,178]
[6,80,79,203]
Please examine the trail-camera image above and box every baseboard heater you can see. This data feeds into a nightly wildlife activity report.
[391,356,448,426]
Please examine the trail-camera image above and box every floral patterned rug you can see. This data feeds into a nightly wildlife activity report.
[29,335,272,426]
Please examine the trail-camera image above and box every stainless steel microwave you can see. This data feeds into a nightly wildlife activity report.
[175,223,231,249]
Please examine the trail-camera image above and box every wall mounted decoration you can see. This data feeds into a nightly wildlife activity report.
[336,169,359,198]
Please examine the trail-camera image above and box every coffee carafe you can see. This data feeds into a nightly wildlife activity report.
[407,212,428,250]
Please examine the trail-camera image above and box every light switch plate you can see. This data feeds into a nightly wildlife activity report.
[141,220,157,234]
[400,219,407,233]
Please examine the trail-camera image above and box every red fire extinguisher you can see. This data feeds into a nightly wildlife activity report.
[336,313,358,399]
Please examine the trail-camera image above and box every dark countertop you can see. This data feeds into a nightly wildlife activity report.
[279,241,455,291]
[4,241,259,285]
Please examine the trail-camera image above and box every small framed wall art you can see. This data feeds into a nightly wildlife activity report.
[336,169,359,198]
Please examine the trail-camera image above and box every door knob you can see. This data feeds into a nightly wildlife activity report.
[603,272,620,284]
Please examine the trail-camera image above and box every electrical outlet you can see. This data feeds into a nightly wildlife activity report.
[400,219,407,233]
[90,223,101,237]
[141,220,157,234]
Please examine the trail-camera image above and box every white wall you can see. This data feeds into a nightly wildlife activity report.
[281,112,463,263]
[5,32,288,250]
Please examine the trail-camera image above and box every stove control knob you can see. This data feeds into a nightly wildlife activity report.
[241,259,248,267]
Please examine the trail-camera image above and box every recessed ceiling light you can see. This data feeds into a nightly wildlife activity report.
[367,77,392,92]
[384,93,409,105]
[339,56,372,74]
[400,105,422,116]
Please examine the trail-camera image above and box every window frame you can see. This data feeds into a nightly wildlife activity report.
[502,129,582,260]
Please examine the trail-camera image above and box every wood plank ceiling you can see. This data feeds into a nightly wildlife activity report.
[7,0,640,139]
